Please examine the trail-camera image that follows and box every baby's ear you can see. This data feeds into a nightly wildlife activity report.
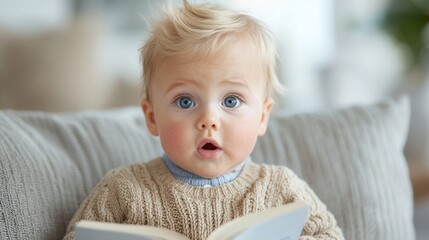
[141,99,159,136]
[258,98,273,136]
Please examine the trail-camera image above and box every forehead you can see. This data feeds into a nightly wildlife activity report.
[152,38,265,89]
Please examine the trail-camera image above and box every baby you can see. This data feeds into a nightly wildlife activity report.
[64,1,344,239]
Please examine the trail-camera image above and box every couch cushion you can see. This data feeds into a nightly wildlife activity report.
[0,96,414,240]
[252,96,414,239]
[0,108,163,240]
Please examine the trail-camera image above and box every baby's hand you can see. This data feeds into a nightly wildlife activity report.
[299,236,315,240]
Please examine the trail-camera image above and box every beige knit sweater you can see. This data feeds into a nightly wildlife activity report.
[64,158,344,240]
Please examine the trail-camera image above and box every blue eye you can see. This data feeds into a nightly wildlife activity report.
[223,96,241,108]
[176,96,195,109]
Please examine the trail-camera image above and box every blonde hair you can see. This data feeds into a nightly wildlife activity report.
[140,0,283,100]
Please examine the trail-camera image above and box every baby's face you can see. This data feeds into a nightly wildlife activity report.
[142,38,273,178]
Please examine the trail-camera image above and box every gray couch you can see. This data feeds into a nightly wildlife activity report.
[0,96,415,239]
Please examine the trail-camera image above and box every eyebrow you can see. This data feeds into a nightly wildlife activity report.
[164,78,201,95]
[164,77,250,95]
[223,78,248,87]
[222,78,251,92]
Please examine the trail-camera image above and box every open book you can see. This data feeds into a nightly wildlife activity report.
[75,201,309,240]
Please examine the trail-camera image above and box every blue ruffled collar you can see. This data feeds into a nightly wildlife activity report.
[161,154,249,187]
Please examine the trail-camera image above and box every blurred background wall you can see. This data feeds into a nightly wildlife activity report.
[0,0,423,109]
[0,0,429,236]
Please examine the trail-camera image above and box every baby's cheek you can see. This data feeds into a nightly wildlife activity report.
[160,121,192,155]
[229,121,259,154]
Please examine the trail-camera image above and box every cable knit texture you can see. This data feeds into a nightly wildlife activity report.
[63,158,343,240]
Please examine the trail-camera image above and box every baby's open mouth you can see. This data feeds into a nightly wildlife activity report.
[202,143,218,150]
[197,140,222,160]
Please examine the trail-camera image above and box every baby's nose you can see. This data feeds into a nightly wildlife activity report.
[197,107,220,130]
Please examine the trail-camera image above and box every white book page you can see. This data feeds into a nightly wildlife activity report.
[75,221,189,240]
[207,201,309,240]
